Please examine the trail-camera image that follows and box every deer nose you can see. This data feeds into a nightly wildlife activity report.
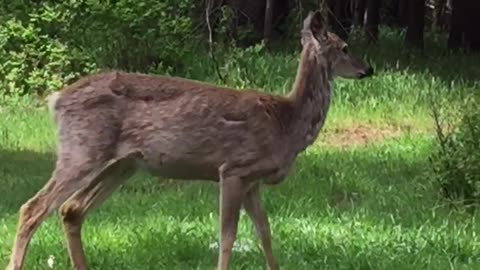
[358,66,374,78]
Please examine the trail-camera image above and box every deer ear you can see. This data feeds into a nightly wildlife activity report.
[303,11,327,42]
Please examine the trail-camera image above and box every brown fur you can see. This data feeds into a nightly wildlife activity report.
[6,11,373,270]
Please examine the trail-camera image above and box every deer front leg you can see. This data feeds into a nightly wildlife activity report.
[243,184,278,270]
[217,169,248,270]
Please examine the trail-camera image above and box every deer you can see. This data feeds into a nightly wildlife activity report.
[6,10,373,270]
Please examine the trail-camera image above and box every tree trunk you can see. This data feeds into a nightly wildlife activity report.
[213,0,290,46]
[326,0,351,40]
[465,1,480,51]
[365,0,380,44]
[354,0,367,26]
[264,0,274,45]
[397,0,409,26]
[447,0,467,50]
[405,0,425,49]
[385,0,399,26]
[432,0,446,31]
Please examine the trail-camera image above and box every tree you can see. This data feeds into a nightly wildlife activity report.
[465,1,480,51]
[326,0,352,40]
[365,0,380,44]
[354,0,367,26]
[405,0,425,49]
[397,0,409,27]
[200,0,290,46]
[384,0,399,26]
[448,0,467,50]
[432,0,447,31]
[264,0,274,45]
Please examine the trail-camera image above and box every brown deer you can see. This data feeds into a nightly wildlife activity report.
[6,11,373,270]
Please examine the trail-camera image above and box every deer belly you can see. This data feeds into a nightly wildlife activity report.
[136,154,220,181]
[257,159,294,185]
[262,167,290,185]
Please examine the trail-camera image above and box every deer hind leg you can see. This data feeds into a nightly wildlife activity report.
[243,184,278,270]
[217,165,250,270]
[59,151,140,270]
[6,159,101,270]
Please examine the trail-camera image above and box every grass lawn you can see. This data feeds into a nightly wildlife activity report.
[1,109,479,269]
[1,30,480,269]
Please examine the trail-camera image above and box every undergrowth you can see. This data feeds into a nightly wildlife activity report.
[430,92,480,211]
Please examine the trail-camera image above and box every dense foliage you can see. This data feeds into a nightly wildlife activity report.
[430,94,480,210]
[0,0,196,97]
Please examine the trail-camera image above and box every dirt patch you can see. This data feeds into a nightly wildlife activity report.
[317,124,422,147]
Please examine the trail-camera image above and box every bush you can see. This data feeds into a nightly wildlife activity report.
[62,0,197,72]
[0,0,198,98]
[429,94,480,210]
[0,9,96,97]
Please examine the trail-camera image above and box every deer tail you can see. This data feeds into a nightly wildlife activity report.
[45,91,61,122]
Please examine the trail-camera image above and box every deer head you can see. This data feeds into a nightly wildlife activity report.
[301,11,374,79]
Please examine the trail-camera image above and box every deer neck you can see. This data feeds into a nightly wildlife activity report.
[287,45,333,153]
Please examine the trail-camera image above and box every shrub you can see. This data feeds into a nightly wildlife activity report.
[0,0,198,98]
[62,0,197,72]
[0,12,96,98]
[429,94,480,210]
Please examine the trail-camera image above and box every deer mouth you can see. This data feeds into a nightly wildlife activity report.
[357,67,374,79]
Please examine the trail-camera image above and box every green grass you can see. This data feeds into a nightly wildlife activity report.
[1,28,480,269]
[1,110,479,269]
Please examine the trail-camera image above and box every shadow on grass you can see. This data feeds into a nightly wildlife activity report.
[0,140,432,222]
[0,148,55,218]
